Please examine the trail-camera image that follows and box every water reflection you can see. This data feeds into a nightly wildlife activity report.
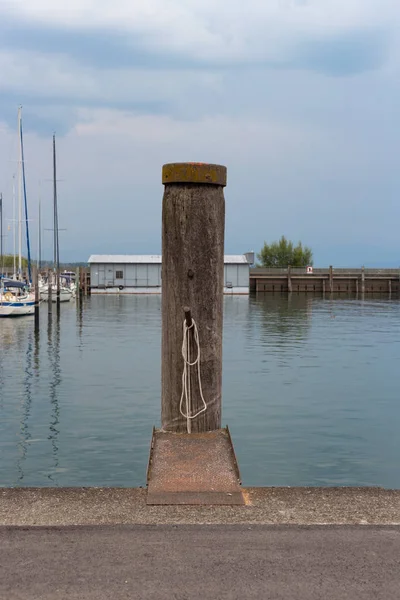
[33,320,40,376]
[16,327,34,482]
[76,296,83,342]
[47,311,61,484]
[250,293,313,344]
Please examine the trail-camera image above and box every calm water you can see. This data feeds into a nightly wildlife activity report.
[1,294,399,488]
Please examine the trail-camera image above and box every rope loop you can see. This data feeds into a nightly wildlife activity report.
[179,318,207,433]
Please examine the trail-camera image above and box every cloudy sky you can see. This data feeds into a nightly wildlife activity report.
[0,0,399,265]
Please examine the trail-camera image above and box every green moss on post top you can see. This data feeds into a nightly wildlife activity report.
[162,163,227,186]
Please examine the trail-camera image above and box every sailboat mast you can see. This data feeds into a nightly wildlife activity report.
[53,134,59,272]
[0,192,3,274]
[12,175,16,276]
[20,107,32,283]
[18,108,22,277]
[37,189,41,271]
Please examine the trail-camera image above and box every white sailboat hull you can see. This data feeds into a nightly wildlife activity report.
[0,294,35,317]
[40,287,72,302]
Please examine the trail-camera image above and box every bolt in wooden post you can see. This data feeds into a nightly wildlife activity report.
[161,162,226,433]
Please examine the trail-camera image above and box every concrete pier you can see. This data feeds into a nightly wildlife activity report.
[1,487,399,526]
[1,488,399,599]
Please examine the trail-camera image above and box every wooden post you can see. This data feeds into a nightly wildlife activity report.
[388,279,392,296]
[76,266,80,303]
[361,266,365,294]
[322,278,326,295]
[56,267,60,305]
[33,266,39,329]
[356,278,359,295]
[287,265,292,294]
[161,162,226,433]
[329,265,333,293]
[47,268,52,310]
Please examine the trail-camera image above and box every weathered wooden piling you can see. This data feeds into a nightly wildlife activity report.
[56,267,60,305]
[76,266,80,302]
[287,266,292,293]
[47,268,52,310]
[147,161,243,506]
[83,268,88,296]
[33,266,39,328]
[161,163,226,433]
[329,265,333,293]
[361,266,365,294]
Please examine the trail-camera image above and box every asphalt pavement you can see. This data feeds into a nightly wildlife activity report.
[1,524,399,600]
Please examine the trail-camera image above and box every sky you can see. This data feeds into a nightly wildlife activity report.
[0,0,399,266]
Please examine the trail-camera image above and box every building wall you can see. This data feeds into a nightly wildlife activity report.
[224,264,249,289]
[90,261,249,293]
[90,263,161,288]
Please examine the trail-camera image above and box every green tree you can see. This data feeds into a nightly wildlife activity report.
[257,236,313,268]
[1,255,28,268]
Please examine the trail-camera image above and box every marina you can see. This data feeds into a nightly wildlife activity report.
[1,2,400,597]
[1,293,399,489]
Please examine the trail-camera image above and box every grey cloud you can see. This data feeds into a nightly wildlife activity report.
[0,14,390,75]
[292,30,388,76]
[0,16,207,70]
[0,91,170,136]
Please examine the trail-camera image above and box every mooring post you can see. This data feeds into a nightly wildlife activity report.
[76,266,80,303]
[329,265,333,293]
[356,277,359,295]
[287,265,292,294]
[361,266,365,294]
[161,162,226,433]
[388,278,392,296]
[47,268,52,310]
[33,266,39,328]
[56,267,60,305]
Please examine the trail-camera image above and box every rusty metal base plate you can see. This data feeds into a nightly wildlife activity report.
[146,427,244,505]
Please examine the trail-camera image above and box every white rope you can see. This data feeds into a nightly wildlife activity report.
[179,318,207,433]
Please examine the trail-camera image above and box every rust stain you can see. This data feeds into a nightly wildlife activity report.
[162,163,227,186]
[242,489,252,506]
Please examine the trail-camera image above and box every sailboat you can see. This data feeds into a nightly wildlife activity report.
[0,107,35,317]
[40,134,72,303]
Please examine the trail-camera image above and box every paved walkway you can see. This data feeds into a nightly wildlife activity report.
[1,524,399,599]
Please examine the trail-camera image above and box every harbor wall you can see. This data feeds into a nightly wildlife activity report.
[251,267,400,294]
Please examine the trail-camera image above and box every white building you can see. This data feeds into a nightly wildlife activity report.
[88,254,251,294]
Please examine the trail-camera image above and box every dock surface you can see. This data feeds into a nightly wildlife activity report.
[1,487,399,526]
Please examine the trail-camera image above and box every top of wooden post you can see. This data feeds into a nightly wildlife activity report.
[162,163,227,186]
